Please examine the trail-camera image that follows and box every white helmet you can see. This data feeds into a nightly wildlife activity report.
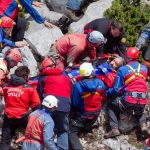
[88,31,107,45]
[79,62,94,76]
[42,95,58,108]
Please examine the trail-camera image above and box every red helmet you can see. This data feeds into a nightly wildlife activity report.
[0,16,14,28]
[7,48,22,63]
[126,47,140,59]
[41,57,55,70]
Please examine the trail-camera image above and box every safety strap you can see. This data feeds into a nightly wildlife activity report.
[81,91,100,99]
[125,63,146,85]
[16,0,22,8]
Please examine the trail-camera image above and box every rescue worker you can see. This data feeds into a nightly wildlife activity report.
[105,47,149,138]
[48,30,107,70]
[0,66,41,150]
[84,18,126,59]
[69,62,106,150]
[0,48,23,115]
[0,16,28,49]
[22,95,58,150]
[37,57,72,150]
[136,21,150,74]
[0,0,54,41]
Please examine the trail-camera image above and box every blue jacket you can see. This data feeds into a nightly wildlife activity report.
[23,109,58,150]
[0,0,45,23]
[72,77,106,118]
[0,28,15,47]
[107,61,148,104]
[136,21,150,49]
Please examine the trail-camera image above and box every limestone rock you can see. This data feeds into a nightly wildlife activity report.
[69,0,113,33]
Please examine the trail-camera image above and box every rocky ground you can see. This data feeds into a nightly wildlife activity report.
[0,0,150,150]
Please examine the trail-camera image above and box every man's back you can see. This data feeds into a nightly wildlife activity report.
[3,74,40,119]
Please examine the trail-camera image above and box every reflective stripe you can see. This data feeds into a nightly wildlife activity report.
[81,91,100,99]
[125,92,147,99]
[125,64,146,85]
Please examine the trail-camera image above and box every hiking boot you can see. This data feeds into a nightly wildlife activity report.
[54,15,72,34]
[104,128,120,139]
[64,7,82,21]
[140,123,150,139]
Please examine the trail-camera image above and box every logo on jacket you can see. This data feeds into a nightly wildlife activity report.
[7,88,24,97]
[102,68,107,73]
[121,38,126,43]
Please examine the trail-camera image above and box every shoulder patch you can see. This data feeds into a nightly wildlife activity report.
[121,38,126,43]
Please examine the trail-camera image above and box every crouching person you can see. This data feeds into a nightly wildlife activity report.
[69,62,106,150]
[1,66,41,150]
[105,47,149,139]
[22,95,58,150]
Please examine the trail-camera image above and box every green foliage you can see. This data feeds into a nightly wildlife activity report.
[104,0,150,46]
[18,8,26,18]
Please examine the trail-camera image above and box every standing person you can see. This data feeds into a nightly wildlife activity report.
[48,31,106,70]
[105,47,149,138]
[69,62,106,150]
[37,57,72,150]
[0,66,41,150]
[0,16,28,49]
[84,18,126,59]
[22,95,58,150]
[0,0,54,41]
[136,21,150,74]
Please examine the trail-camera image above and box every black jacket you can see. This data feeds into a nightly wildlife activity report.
[84,18,126,59]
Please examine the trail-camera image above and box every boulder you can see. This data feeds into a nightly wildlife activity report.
[102,135,139,150]
[25,22,63,57]
[25,4,63,24]
[19,46,38,77]
[45,0,68,13]
[69,0,113,33]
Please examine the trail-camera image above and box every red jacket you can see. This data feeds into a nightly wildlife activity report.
[0,0,19,20]
[3,75,40,119]
[55,34,96,65]
[37,68,72,112]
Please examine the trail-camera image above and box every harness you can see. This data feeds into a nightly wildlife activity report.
[16,0,22,8]
[124,63,147,104]
[65,70,76,84]
[125,63,146,85]
[81,91,101,99]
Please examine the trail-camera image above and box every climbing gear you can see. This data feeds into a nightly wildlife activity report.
[42,95,58,108]
[126,47,140,59]
[79,62,94,76]
[41,57,55,70]
[81,91,100,99]
[125,63,146,85]
[0,16,14,28]
[125,92,147,99]
[87,31,107,45]
[6,48,22,63]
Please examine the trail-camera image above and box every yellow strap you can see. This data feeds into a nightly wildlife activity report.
[125,64,146,85]
[16,0,22,8]
[81,91,100,99]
